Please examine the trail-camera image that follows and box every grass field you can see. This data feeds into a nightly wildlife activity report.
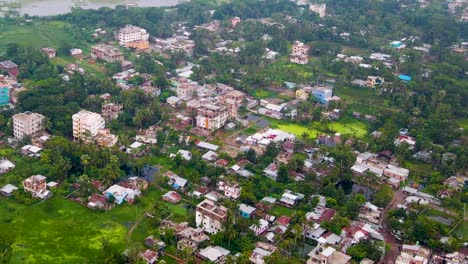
[0,186,189,263]
[252,89,277,99]
[0,21,84,52]
[455,118,468,130]
[269,116,369,139]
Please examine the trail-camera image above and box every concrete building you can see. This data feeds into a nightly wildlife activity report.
[91,44,124,62]
[12,112,45,139]
[197,246,230,264]
[196,104,229,132]
[72,110,105,143]
[307,243,351,264]
[196,199,228,234]
[23,175,47,193]
[311,85,334,104]
[118,25,149,48]
[395,244,431,264]
[217,180,241,200]
[309,3,327,18]
[290,41,310,64]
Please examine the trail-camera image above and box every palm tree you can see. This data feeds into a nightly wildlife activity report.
[80,154,91,174]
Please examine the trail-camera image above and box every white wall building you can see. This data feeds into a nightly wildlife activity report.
[12,112,45,139]
[196,199,228,234]
[72,110,105,143]
[118,25,149,46]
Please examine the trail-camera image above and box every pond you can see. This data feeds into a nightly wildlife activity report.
[336,180,375,200]
[1,0,188,16]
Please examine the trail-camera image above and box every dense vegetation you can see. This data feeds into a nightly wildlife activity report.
[0,0,466,263]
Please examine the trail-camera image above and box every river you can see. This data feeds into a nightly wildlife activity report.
[1,0,188,16]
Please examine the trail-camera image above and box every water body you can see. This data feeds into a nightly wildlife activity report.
[2,0,188,16]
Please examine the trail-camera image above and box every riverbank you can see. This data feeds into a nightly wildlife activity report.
[2,0,187,17]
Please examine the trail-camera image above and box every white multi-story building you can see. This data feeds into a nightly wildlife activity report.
[218,180,241,200]
[117,25,149,46]
[72,110,105,143]
[196,199,228,234]
[12,112,45,139]
[309,3,327,18]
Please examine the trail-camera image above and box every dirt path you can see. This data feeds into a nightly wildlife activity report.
[380,190,405,264]
[126,214,146,239]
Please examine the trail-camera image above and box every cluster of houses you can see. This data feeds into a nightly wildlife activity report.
[351,151,410,188]
[166,78,247,133]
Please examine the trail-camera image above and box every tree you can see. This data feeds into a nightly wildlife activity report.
[347,240,383,261]
[277,164,289,183]
[372,185,394,208]
[246,148,256,163]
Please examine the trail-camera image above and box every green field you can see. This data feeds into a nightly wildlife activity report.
[269,116,369,139]
[0,186,188,263]
[0,21,84,52]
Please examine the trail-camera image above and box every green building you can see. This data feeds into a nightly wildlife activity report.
[0,87,9,106]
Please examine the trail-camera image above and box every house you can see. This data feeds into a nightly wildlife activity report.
[101,103,123,121]
[218,180,241,200]
[165,172,188,190]
[41,47,56,58]
[263,162,279,181]
[69,48,83,56]
[91,44,124,62]
[103,184,140,204]
[249,219,269,236]
[140,249,158,264]
[197,246,230,264]
[367,76,384,88]
[239,203,256,218]
[87,193,109,210]
[178,226,209,243]
[0,184,18,196]
[279,190,304,208]
[296,86,313,100]
[196,199,228,234]
[249,242,277,264]
[197,141,220,152]
[358,202,382,226]
[395,244,431,264]
[306,196,336,224]
[443,175,467,190]
[144,235,166,250]
[94,129,118,147]
[390,41,406,49]
[290,53,309,64]
[307,243,351,264]
[135,126,159,144]
[290,41,310,64]
[309,3,327,17]
[202,150,219,162]
[394,135,416,149]
[230,17,241,28]
[0,159,15,174]
[166,96,181,107]
[175,150,192,161]
[23,175,47,193]
[162,191,182,204]
[0,61,19,78]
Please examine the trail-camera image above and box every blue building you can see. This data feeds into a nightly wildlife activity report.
[0,87,9,106]
[311,85,333,104]
[239,203,256,218]
[398,74,412,82]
